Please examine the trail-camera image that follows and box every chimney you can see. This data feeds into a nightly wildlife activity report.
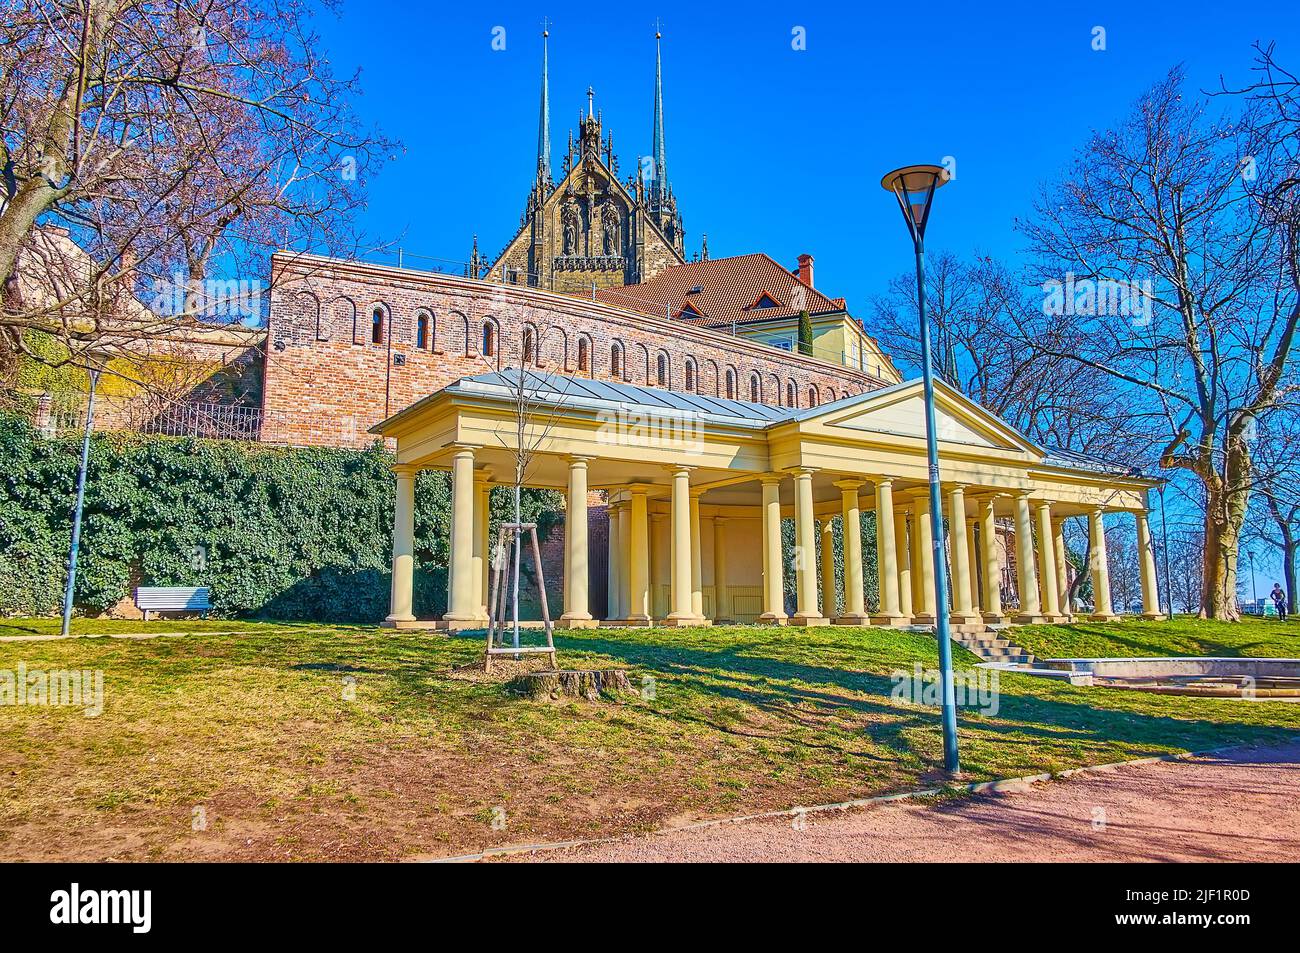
[796,253,814,288]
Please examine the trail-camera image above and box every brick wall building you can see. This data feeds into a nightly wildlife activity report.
[261,253,888,449]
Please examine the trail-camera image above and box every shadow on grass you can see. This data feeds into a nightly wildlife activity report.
[518,629,1300,768]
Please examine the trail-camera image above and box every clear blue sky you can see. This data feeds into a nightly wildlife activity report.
[318,0,1295,306]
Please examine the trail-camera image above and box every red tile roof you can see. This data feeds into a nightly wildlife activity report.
[596,253,847,329]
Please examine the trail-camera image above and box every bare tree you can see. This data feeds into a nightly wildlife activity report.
[0,0,391,382]
[1016,65,1298,619]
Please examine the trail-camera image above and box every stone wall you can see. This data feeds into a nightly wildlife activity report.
[262,253,889,449]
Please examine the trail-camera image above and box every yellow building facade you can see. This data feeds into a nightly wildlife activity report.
[374,371,1162,630]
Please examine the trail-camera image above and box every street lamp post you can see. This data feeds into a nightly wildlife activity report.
[1157,483,1174,620]
[1249,550,1258,616]
[881,164,959,775]
[60,363,103,639]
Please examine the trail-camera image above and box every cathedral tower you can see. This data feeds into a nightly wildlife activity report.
[489,29,689,293]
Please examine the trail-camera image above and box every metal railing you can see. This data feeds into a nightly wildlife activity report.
[33,395,263,442]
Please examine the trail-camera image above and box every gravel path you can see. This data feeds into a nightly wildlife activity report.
[522,741,1300,862]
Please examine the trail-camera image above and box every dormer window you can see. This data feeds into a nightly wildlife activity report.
[745,292,781,311]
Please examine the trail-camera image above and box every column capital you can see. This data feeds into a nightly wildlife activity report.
[759,473,784,487]
[563,454,595,467]
[664,464,695,478]
[785,466,818,479]
[392,464,420,478]
[1086,504,1107,515]
[833,478,866,491]
[872,476,897,487]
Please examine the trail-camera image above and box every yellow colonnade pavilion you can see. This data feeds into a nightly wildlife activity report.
[374,371,1163,630]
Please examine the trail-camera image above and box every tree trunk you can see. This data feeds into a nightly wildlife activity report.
[1200,481,1248,621]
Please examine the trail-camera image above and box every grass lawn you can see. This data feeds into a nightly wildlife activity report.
[1,617,1297,861]
[1012,615,1300,662]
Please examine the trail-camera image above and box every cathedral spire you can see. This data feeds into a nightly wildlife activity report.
[651,23,668,204]
[536,22,551,183]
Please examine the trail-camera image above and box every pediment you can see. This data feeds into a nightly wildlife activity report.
[805,381,1041,456]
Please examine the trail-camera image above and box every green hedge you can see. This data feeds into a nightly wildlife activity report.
[0,411,561,621]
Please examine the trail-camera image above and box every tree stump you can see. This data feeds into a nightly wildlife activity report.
[507,669,633,702]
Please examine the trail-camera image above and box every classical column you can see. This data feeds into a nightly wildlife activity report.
[819,516,837,619]
[444,447,478,623]
[913,495,937,624]
[626,487,651,623]
[1035,501,1063,620]
[690,493,705,621]
[966,518,981,614]
[1052,515,1072,620]
[473,480,491,622]
[651,512,668,620]
[607,501,623,621]
[792,468,825,625]
[980,500,1004,622]
[836,480,869,624]
[1088,507,1118,621]
[759,477,788,623]
[1136,508,1162,619]
[948,485,979,625]
[557,459,593,626]
[872,480,904,624]
[713,516,730,622]
[667,467,695,624]
[385,465,417,625]
[1013,492,1045,623]
[619,501,632,617]
[896,506,914,620]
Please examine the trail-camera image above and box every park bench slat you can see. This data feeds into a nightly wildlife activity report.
[134,586,211,620]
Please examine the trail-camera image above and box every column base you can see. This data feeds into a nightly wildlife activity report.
[1089,613,1120,622]
[1139,611,1166,621]
[911,612,936,626]
[381,618,441,630]
[869,613,910,627]
[557,616,600,629]
[1014,613,1049,624]
[982,612,1008,625]
[950,611,983,626]
[661,615,710,628]
[758,612,789,626]
[834,612,872,626]
[625,613,653,626]
[790,613,831,627]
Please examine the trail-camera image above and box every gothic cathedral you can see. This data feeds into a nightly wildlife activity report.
[488,29,688,296]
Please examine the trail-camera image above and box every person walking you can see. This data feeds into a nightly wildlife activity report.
[1270,583,1288,622]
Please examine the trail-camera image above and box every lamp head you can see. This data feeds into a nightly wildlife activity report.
[881,164,950,244]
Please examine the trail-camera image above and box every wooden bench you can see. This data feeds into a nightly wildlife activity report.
[135,586,212,621]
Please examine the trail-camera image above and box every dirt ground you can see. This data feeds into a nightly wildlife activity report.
[518,740,1300,862]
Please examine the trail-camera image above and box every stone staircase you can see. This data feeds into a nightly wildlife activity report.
[949,627,1035,666]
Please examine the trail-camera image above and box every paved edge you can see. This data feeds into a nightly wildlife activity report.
[422,736,1300,863]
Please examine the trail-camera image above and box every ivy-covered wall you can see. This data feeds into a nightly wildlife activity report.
[0,411,561,621]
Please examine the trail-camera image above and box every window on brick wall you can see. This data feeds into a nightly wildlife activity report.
[685,358,697,392]
[786,380,796,408]
[523,326,536,364]
[749,373,760,403]
[611,342,623,378]
[655,353,668,387]
[725,367,737,400]
[416,311,431,350]
[371,306,385,345]
[578,336,590,373]
[808,386,819,408]
[482,322,497,357]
